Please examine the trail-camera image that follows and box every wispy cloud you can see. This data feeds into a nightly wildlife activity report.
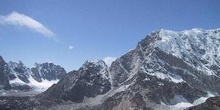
[103,57,117,67]
[68,45,74,50]
[0,11,55,39]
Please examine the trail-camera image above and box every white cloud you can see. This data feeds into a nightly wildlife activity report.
[0,11,55,39]
[68,45,74,50]
[103,57,117,67]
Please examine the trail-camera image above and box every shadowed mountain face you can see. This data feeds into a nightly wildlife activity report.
[2,28,220,110]
[0,56,10,90]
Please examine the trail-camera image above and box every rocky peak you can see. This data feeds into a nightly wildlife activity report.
[38,59,111,104]
[7,61,31,83]
[82,59,107,68]
[31,62,66,82]
[81,60,109,80]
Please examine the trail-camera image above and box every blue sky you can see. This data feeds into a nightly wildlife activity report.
[0,0,220,72]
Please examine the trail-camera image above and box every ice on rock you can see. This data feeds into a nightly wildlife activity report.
[153,28,220,76]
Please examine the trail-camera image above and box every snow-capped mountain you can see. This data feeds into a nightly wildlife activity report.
[0,57,67,92]
[1,28,220,110]
[102,28,220,110]
[32,28,220,110]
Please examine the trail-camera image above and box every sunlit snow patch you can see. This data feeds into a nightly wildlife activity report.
[173,102,193,109]
[28,76,59,92]
[147,72,184,83]
[168,92,216,110]
[193,92,215,105]
[9,78,27,85]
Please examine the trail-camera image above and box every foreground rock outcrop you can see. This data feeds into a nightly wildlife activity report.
[187,96,220,110]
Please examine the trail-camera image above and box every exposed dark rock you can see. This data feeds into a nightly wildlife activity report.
[8,61,30,83]
[187,96,220,110]
[0,56,11,90]
[0,96,37,110]
[31,63,66,82]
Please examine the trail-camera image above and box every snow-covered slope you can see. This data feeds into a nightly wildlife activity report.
[154,29,220,76]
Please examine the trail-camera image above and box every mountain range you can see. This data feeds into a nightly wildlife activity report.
[1,28,220,110]
[0,56,66,93]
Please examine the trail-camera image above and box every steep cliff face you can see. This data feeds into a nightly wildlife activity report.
[0,56,10,90]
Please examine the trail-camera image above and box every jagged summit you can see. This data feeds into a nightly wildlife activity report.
[31,62,66,82]
[82,59,109,79]
[82,59,107,68]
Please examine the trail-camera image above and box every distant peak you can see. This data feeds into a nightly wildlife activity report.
[87,59,102,63]
[86,59,106,65]
[191,28,205,31]
[152,28,208,36]
[82,59,107,69]
[8,60,25,66]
